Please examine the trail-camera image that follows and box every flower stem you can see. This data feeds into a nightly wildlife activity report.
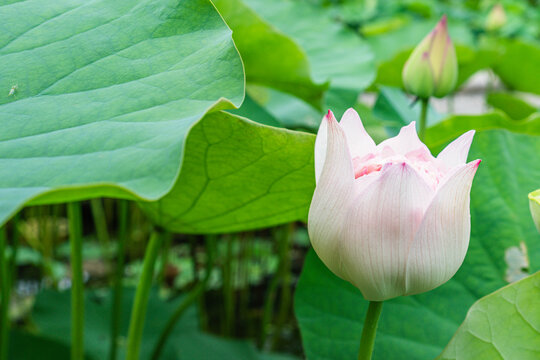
[125,229,164,360]
[419,97,429,142]
[260,227,282,347]
[222,235,235,336]
[68,202,84,360]
[150,235,216,360]
[271,223,294,350]
[0,227,10,360]
[90,198,110,253]
[357,301,383,360]
[157,231,172,286]
[109,200,129,360]
[9,215,20,292]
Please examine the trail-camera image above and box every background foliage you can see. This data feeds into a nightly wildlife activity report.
[0,0,539,359]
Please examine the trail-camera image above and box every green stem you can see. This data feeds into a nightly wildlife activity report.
[109,200,129,360]
[68,202,84,360]
[447,95,455,114]
[9,214,20,291]
[125,230,164,360]
[188,235,198,285]
[419,97,429,142]
[239,234,251,334]
[40,206,54,280]
[272,223,294,350]
[260,231,279,347]
[90,198,110,254]
[157,232,172,287]
[5,216,21,359]
[357,301,383,360]
[222,235,235,336]
[150,235,216,360]
[260,225,291,348]
[0,227,10,360]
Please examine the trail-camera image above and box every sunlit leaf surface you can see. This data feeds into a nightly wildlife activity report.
[0,0,244,226]
[140,111,315,234]
[438,272,540,360]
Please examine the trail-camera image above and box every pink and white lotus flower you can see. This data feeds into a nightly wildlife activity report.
[308,109,481,301]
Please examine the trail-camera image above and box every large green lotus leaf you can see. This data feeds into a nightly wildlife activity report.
[438,271,540,360]
[238,85,321,131]
[140,111,315,234]
[228,93,282,128]
[366,19,473,63]
[426,112,540,148]
[171,333,299,360]
[240,0,375,93]
[212,0,325,108]
[31,288,197,360]
[493,40,540,95]
[9,331,71,360]
[214,0,375,109]
[30,288,292,360]
[455,46,498,89]
[0,0,244,227]
[295,128,540,360]
[486,92,538,121]
[237,86,358,134]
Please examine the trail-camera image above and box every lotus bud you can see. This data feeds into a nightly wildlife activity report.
[529,190,540,233]
[486,3,507,31]
[308,109,480,301]
[402,15,458,99]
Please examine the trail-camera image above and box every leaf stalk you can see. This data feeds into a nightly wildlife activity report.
[125,229,164,360]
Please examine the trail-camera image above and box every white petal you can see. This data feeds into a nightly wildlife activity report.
[314,112,329,184]
[339,108,376,159]
[341,162,434,301]
[437,130,475,169]
[308,112,355,280]
[378,121,431,156]
[405,159,481,295]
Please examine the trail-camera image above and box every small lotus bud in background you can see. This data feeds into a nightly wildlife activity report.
[308,109,480,301]
[529,189,540,233]
[486,3,507,31]
[402,15,458,99]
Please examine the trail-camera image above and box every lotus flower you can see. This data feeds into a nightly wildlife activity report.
[308,109,481,301]
[530,190,540,233]
[402,15,457,99]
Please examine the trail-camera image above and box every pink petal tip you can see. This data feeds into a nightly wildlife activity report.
[325,110,336,124]
[439,14,448,27]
